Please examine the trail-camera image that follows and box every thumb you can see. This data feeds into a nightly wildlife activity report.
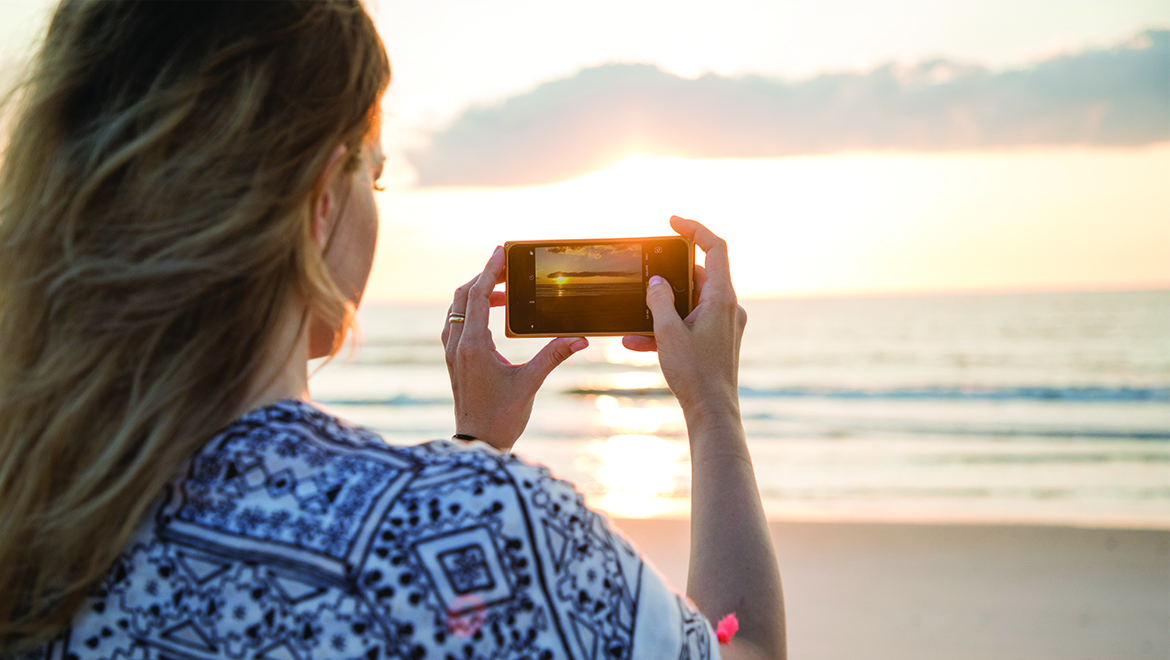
[646,275,683,337]
[522,336,588,384]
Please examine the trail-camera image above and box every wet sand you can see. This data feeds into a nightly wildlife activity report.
[612,518,1170,660]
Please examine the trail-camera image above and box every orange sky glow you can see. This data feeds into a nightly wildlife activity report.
[366,144,1170,303]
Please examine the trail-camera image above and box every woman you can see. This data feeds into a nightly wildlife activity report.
[0,2,784,659]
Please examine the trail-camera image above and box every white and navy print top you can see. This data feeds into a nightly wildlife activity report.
[28,399,718,660]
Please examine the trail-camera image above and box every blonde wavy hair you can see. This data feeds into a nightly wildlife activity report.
[0,0,389,648]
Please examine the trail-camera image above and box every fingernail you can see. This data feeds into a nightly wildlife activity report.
[493,245,503,257]
[649,275,665,287]
[570,338,588,351]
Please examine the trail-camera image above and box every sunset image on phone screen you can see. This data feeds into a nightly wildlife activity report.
[533,243,645,330]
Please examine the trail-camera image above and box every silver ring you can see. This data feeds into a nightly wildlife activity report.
[448,313,466,323]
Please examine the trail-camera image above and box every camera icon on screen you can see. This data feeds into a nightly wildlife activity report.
[654,246,663,253]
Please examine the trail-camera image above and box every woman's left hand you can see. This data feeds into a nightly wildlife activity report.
[442,246,588,451]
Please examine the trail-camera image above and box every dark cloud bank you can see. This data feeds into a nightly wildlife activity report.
[409,30,1169,187]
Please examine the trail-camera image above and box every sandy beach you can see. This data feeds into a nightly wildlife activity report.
[612,518,1170,660]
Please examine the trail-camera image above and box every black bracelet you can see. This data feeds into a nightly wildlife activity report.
[452,433,478,442]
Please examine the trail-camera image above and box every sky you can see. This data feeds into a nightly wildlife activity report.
[367,0,1170,302]
[1,0,1167,301]
[366,0,1170,135]
[409,39,1168,186]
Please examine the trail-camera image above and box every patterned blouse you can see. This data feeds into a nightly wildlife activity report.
[28,399,718,660]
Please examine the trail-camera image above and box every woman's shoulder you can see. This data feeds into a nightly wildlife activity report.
[190,398,563,513]
[202,398,524,479]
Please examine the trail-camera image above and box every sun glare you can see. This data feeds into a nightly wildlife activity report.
[600,337,659,367]
[578,434,690,518]
[369,146,1170,303]
[592,394,680,435]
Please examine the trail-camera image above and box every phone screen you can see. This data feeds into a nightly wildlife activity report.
[506,237,693,337]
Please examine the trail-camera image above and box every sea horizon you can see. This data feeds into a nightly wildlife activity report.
[311,288,1170,530]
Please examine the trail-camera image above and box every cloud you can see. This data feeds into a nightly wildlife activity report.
[544,244,637,257]
[408,30,1169,187]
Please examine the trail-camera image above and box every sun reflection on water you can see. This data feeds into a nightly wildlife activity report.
[573,390,691,518]
[600,337,658,367]
[562,341,693,517]
[578,434,690,518]
[593,394,681,434]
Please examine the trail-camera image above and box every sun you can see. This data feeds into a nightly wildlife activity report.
[555,276,568,284]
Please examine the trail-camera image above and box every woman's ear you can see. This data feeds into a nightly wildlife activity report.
[312,145,350,249]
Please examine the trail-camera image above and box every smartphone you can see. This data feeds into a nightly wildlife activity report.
[504,236,694,337]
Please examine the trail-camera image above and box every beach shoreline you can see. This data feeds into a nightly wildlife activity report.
[612,517,1170,660]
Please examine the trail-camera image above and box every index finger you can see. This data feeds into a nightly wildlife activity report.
[462,245,505,345]
[669,215,733,296]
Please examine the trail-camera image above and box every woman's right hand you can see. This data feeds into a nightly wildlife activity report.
[623,216,748,428]
[627,218,786,659]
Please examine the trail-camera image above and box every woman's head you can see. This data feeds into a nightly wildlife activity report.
[0,0,388,645]
[2,0,390,355]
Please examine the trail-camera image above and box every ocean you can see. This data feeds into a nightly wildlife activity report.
[308,289,1170,529]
